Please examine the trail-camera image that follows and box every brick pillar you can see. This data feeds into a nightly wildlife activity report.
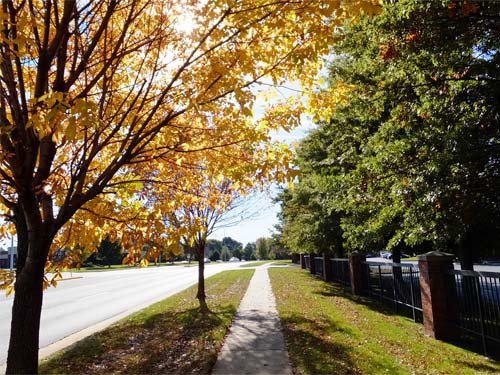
[349,252,365,295]
[323,253,332,281]
[309,253,316,275]
[418,251,458,340]
[300,253,306,269]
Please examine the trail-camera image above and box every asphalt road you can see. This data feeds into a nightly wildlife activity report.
[0,262,239,366]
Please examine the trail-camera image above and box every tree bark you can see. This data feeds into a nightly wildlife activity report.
[391,246,403,296]
[459,235,474,271]
[6,236,51,374]
[391,247,401,264]
[12,205,28,274]
[196,244,208,312]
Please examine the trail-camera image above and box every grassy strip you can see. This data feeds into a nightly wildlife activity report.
[66,262,203,272]
[40,269,254,374]
[269,267,500,375]
[271,259,292,266]
[240,260,273,267]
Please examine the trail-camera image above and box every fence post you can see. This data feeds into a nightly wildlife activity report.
[323,253,332,281]
[300,253,306,269]
[349,252,366,295]
[418,251,459,341]
[309,253,316,275]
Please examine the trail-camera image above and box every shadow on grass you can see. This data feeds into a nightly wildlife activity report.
[306,272,500,364]
[453,359,500,373]
[40,305,236,375]
[280,313,400,375]
[313,279,404,320]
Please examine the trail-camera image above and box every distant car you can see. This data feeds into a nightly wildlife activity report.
[203,258,211,263]
[383,253,410,260]
[380,251,391,259]
[216,260,223,263]
[229,257,240,262]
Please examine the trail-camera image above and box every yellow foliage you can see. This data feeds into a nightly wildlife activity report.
[0,0,380,293]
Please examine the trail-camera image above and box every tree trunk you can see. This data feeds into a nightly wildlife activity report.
[461,252,474,270]
[459,236,474,271]
[391,246,403,297]
[13,206,28,273]
[196,245,208,312]
[6,238,51,374]
[391,247,401,264]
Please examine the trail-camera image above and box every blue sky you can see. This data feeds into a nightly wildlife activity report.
[209,109,314,246]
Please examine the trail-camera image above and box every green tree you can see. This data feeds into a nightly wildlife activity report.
[243,242,256,260]
[220,246,231,262]
[276,182,344,256]
[232,246,243,260]
[269,231,289,259]
[221,237,243,253]
[96,236,123,268]
[206,239,223,261]
[280,0,500,267]
[256,237,270,260]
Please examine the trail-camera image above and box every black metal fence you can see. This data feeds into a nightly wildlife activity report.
[362,261,422,322]
[302,253,500,358]
[330,258,351,287]
[448,269,500,357]
[314,257,323,277]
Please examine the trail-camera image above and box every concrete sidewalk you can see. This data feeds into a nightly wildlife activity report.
[212,265,292,375]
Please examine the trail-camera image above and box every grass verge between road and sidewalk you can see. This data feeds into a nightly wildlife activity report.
[39,269,254,374]
[65,262,202,272]
[240,260,273,267]
[269,267,500,375]
[240,259,292,268]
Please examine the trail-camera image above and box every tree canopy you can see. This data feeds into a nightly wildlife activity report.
[0,0,388,372]
[277,0,500,267]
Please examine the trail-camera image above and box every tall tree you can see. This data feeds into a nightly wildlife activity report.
[243,242,256,260]
[205,239,222,260]
[95,236,123,267]
[220,246,231,262]
[279,0,500,266]
[221,237,243,255]
[162,177,248,311]
[256,237,270,260]
[0,1,380,371]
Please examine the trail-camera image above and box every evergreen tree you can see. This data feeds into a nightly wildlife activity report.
[243,242,256,260]
[96,236,123,267]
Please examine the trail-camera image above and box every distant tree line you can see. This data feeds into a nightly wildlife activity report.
[204,235,289,261]
[65,234,289,266]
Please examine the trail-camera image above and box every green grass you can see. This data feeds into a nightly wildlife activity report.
[40,269,254,374]
[240,259,293,267]
[66,264,138,272]
[270,259,293,266]
[240,260,273,267]
[66,262,202,272]
[269,267,500,375]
